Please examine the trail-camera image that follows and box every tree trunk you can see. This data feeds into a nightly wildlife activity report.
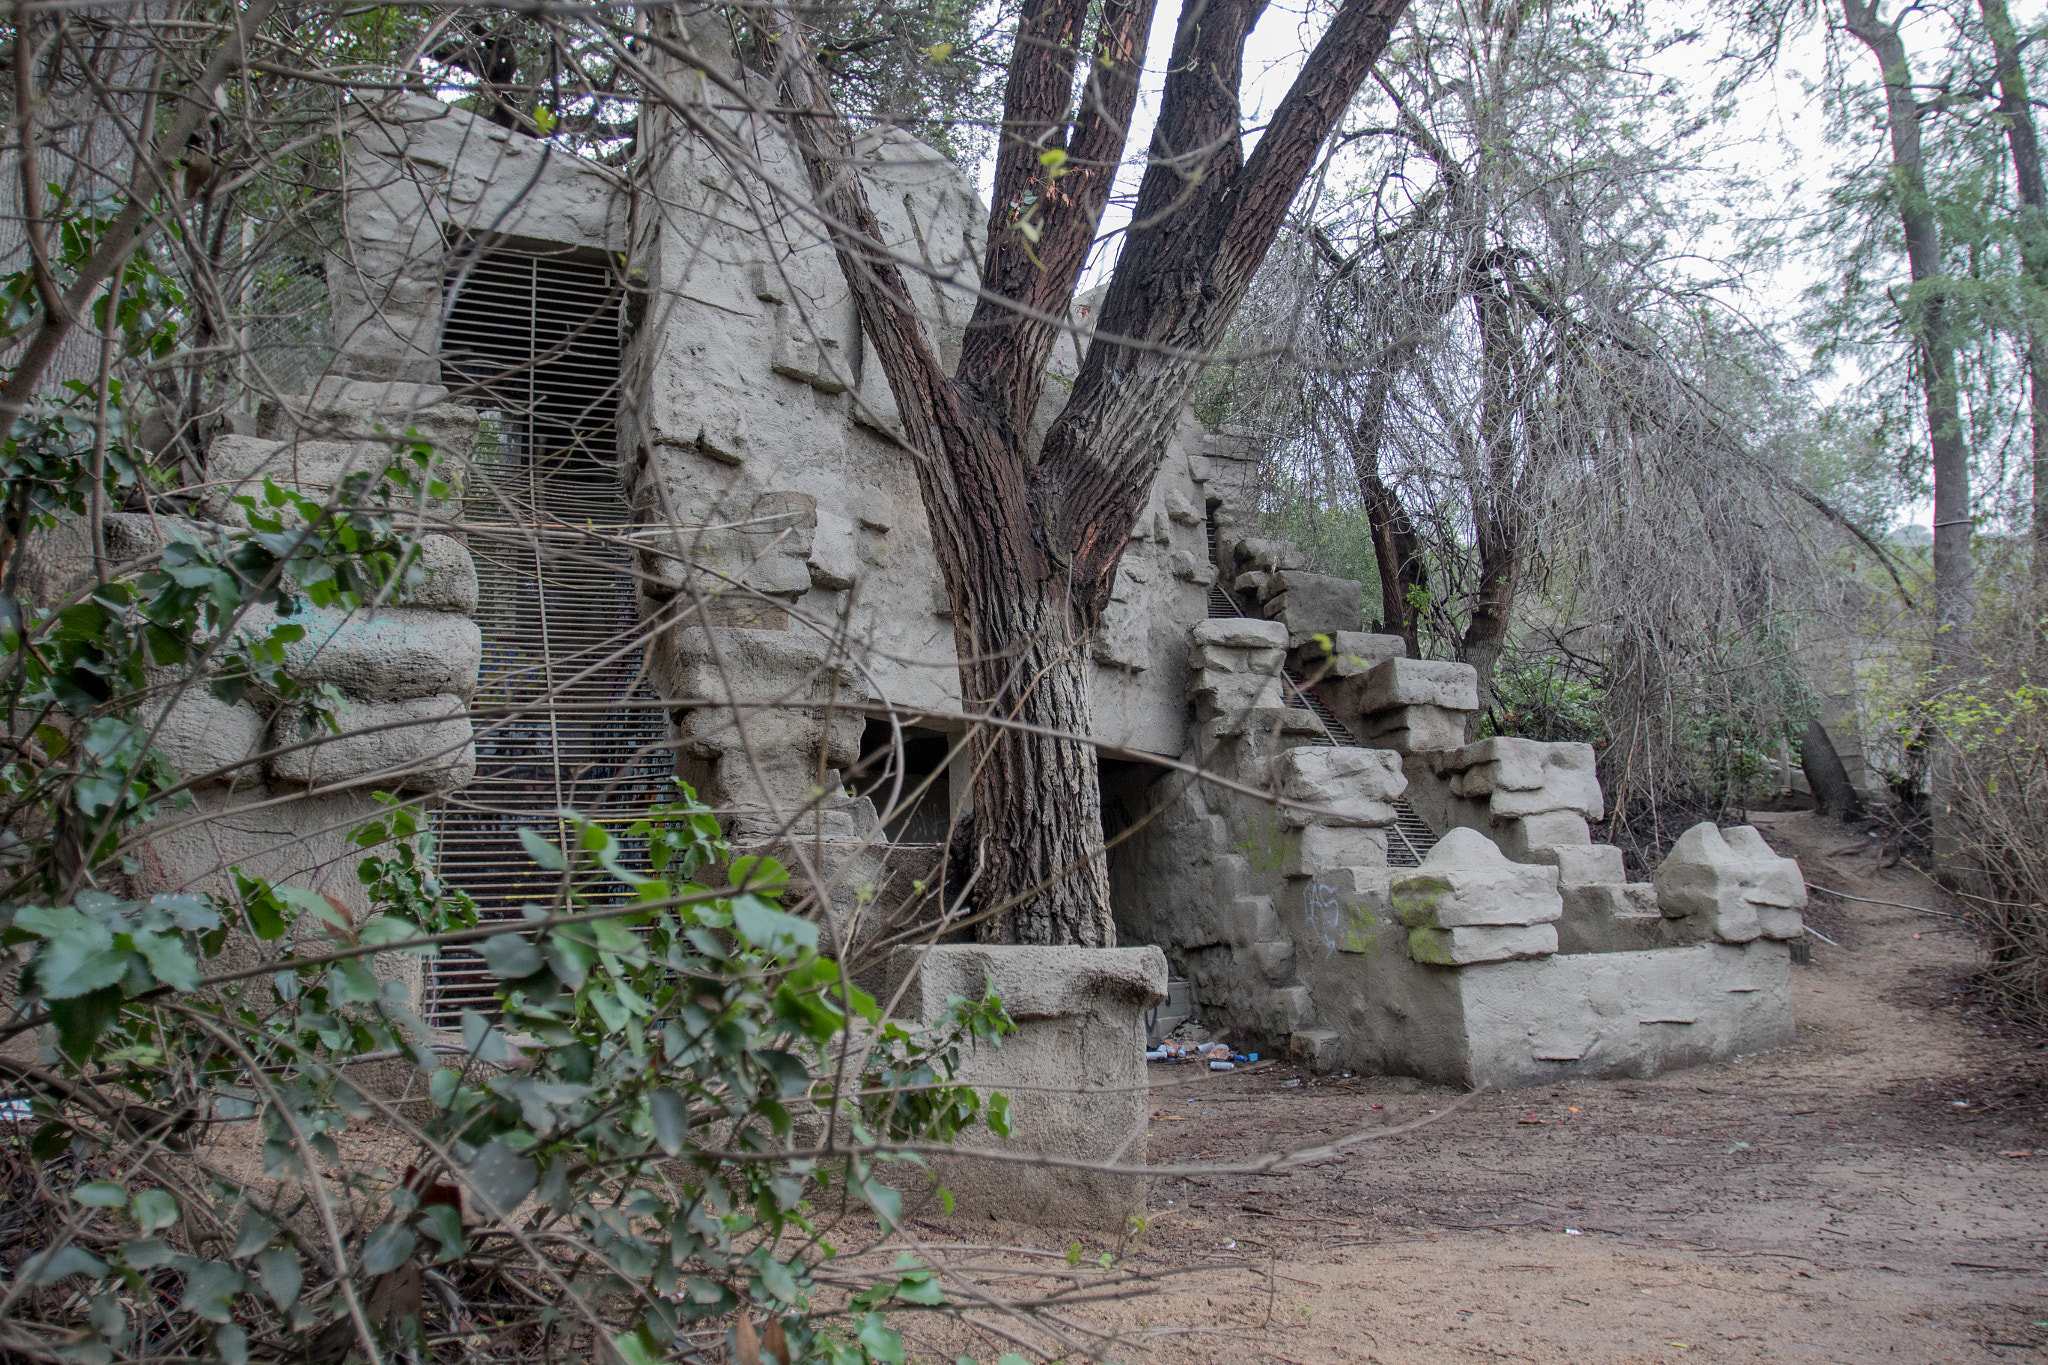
[1842,0,1974,668]
[1981,0,2048,595]
[955,598,1114,944]
[1347,370,1430,654]
[770,0,1411,942]
[1459,249,1527,739]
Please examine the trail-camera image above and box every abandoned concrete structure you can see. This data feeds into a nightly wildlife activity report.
[121,20,1806,1158]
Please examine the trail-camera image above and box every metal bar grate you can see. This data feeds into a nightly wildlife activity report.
[425,247,673,1028]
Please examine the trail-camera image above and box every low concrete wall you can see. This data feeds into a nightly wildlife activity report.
[885,944,1166,1232]
[1449,939,1796,1088]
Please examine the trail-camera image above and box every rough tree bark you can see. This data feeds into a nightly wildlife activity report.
[1980,0,2048,593]
[1841,0,1974,667]
[772,0,1411,943]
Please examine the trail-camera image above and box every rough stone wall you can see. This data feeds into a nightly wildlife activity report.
[328,96,628,383]
[15,382,484,1022]
[621,27,1217,844]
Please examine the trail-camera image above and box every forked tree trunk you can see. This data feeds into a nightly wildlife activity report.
[771,0,1410,943]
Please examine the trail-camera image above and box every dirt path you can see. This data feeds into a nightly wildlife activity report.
[898,812,2048,1364]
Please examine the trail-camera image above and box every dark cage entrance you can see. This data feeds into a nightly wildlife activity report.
[426,245,674,1027]
[854,720,953,845]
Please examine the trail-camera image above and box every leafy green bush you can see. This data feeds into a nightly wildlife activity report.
[2,791,1011,1364]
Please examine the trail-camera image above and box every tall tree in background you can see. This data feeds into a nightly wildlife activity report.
[770,0,1412,944]
[1980,0,2048,589]
[1840,0,1976,666]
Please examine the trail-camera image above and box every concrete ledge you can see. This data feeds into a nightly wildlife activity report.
[1448,940,1795,1088]
[885,945,1166,1232]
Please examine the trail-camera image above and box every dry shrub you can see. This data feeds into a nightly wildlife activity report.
[1931,657,2048,1029]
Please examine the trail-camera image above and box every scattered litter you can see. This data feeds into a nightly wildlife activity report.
[1281,1078,1302,1088]
[0,1100,31,1121]
[1210,1060,1235,1071]
[1953,1100,1971,1108]
[1146,1040,1258,1064]
[1219,1239,1237,1250]
[1565,1228,1584,1236]
[1371,1104,1384,1110]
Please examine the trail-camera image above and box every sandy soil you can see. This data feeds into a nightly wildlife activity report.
[886,811,2048,1365]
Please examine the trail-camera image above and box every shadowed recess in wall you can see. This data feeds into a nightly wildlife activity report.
[427,245,674,1027]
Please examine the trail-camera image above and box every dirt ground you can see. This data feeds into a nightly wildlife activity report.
[884,811,2048,1364]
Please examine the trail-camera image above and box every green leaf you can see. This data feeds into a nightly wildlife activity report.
[254,1246,302,1310]
[757,1254,798,1304]
[33,920,126,999]
[27,1245,107,1284]
[895,1272,944,1305]
[463,1138,537,1216]
[240,890,287,941]
[356,915,423,947]
[130,1188,178,1233]
[72,1181,127,1208]
[482,932,543,978]
[519,826,568,871]
[122,1238,176,1269]
[857,1313,905,1365]
[229,1208,275,1258]
[429,1068,461,1109]
[610,1331,659,1365]
[178,1258,244,1323]
[214,1323,250,1365]
[361,1223,415,1275]
[131,930,198,991]
[419,1202,466,1261]
[731,896,817,955]
[986,1091,1011,1138]
[649,1087,688,1157]
[727,854,788,893]
[49,987,123,1058]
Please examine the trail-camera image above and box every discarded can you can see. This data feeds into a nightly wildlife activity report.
[1210,1060,1235,1071]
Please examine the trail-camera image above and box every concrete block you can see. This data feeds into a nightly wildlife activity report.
[144,688,266,785]
[1526,842,1626,886]
[885,945,1166,1232]
[1191,617,1288,650]
[1251,939,1297,985]
[1290,632,1406,680]
[412,535,478,614]
[1266,571,1363,642]
[1284,824,1390,877]
[1441,738,1602,819]
[1654,822,1806,943]
[1495,810,1592,860]
[1408,922,1559,966]
[1232,538,1304,572]
[805,508,861,590]
[1391,827,1563,929]
[1276,746,1405,827]
[1289,1028,1343,1072]
[1360,705,1471,754]
[252,604,483,701]
[268,692,475,793]
[1359,658,1481,713]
